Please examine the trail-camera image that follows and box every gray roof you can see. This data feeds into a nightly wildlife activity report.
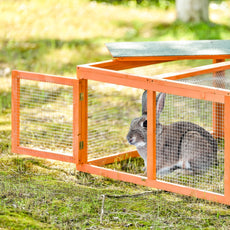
[106,40,230,58]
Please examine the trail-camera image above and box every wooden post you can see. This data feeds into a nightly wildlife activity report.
[76,79,88,166]
[73,79,79,163]
[147,90,156,180]
[224,95,230,202]
[11,71,20,152]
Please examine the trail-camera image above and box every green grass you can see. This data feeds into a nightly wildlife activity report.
[1,0,230,229]
[1,156,230,229]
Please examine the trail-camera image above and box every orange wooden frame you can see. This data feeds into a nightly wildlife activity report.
[11,70,79,163]
[76,59,230,205]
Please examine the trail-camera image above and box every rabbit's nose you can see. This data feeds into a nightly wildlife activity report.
[127,135,136,145]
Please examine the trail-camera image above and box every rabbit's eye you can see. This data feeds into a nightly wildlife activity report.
[143,120,147,128]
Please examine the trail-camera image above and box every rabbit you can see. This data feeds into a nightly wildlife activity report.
[126,91,218,177]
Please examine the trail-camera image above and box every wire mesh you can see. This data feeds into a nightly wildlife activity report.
[157,94,224,194]
[177,69,229,89]
[120,59,212,77]
[19,79,73,156]
[87,78,224,194]
[87,81,142,161]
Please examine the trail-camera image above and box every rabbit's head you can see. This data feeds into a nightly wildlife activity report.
[127,92,166,147]
[126,115,147,148]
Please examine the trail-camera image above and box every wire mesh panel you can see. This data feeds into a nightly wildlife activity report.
[177,69,228,139]
[76,60,230,205]
[121,60,212,77]
[87,81,142,162]
[86,79,224,194]
[177,69,229,89]
[12,71,78,162]
[20,79,73,155]
[157,93,224,194]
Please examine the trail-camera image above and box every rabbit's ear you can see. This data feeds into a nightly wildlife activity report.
[142,90,147,115]
[156,93,166,116]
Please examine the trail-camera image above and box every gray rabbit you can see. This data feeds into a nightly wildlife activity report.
[127,91,218,177]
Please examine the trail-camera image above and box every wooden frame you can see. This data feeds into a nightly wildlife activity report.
[11,70,79,163]
[11,40,230,205]
[76,59,230,205]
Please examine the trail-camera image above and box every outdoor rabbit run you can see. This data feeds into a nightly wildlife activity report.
[12,40,230,205]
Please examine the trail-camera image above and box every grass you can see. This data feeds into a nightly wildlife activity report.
[1,156,230,229]
[1,0,230,229]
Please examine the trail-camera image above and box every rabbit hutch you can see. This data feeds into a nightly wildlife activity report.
[11,40,230,205]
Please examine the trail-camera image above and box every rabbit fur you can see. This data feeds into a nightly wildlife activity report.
[127,91,218,177]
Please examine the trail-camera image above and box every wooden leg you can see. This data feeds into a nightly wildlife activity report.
[76,79,88,166]
[224,95,230,202]
[147,90,156,180]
